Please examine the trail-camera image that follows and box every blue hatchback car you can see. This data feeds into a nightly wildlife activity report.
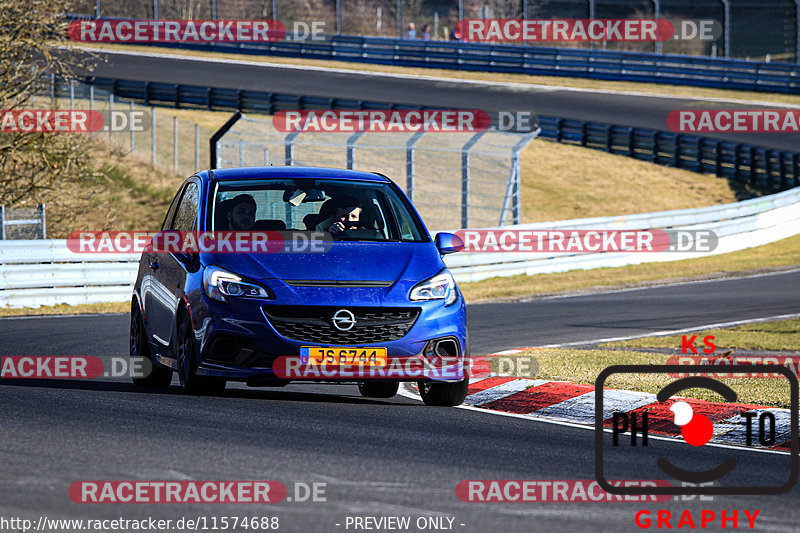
[130,167,469,406]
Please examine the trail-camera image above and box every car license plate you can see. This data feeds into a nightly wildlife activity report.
[300,346,387,367]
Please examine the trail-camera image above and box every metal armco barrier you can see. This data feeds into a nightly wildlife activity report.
[445,187,800,282]
[81,76,800,190]
[1,188,797,308]
[114,35,800,95]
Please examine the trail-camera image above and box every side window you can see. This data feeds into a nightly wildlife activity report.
[161,186,184,231]
[171,182,199,231]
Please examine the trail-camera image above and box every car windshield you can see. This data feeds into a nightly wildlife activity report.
[209,178,427,243]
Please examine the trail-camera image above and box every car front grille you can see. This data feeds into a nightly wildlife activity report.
[262,305,420,344]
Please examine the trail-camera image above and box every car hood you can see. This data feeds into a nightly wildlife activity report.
[200,242,445,283]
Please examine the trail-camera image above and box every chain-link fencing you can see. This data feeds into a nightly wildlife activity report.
[215,114,538,230]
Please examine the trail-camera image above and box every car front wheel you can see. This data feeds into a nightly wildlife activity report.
[418,379,469,406]
[176,311,226,395]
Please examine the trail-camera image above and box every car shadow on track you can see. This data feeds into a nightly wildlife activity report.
[0,378,422,406]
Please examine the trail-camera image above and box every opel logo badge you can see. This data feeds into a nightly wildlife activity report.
[332,309,356,331]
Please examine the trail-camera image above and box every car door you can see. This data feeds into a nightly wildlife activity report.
[148,180,200,347]
[142,184,183,347]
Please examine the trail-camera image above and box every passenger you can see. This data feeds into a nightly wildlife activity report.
[223,194,256,231]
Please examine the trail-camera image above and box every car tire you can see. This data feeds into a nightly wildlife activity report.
[130,304,172,388]
[176,311,226,395]
[357,381,399,398]
[418,379,469,406]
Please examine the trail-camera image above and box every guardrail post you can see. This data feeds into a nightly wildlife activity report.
[130,101,135,153]
[581,122,588,146]
[39,204,46,239]
[108,93,113,143]
[285,131,300,165]
[628,127,635,157]
[69,80,74,111]
[397,0,402,38]
[406,130,425,201]
[151,107,156,165]
[346,131,366,169]
[605,125,613,152]
[462,131,487,229]
[499,131,539,226]
[336,0,342,34]
[696,138,703,172]
[173,116,179,172]
[652,131,659,164]
[264,149,270,166]
[95,0,100,17]
[238,140,244,166]
[795,0,800,62]
[0,205,4,240]
[653,0,662,54]
[555,118,564,142]
[721,0,731,57]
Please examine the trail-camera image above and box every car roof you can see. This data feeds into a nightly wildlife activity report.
[207,166,390,183]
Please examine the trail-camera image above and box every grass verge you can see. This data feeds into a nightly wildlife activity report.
[496,348,793,407]
[459,233,800,303]
[600,318,800,352]
[0,301,128,317]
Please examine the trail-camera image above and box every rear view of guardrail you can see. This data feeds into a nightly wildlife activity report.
[446,186,800,282]
[82,76,800,190]
[1,187,798,307]
[0,242,137,308]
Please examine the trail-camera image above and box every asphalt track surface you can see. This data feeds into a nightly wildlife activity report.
[3,270,800,532]
[82,48,800,151]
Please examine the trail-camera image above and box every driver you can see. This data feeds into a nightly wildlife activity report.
[316,195,362,236]
[223,194,256,231]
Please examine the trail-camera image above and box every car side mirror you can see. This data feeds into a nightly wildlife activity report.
[434,232,464,255]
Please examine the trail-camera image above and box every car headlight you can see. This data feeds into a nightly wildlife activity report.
[203,266,272,303]
[410,270,458,306]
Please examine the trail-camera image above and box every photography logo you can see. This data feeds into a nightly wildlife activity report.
[595,365,799,495]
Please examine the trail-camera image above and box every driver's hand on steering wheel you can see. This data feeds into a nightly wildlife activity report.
[329,221,346,235]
